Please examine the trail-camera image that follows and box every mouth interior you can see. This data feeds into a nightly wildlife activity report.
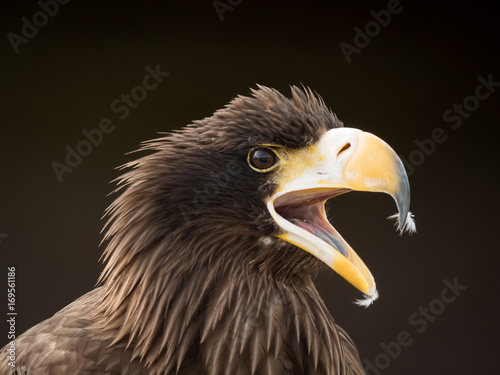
[274,188,351,258]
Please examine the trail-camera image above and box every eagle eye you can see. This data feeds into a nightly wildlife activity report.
[248,147,278,172]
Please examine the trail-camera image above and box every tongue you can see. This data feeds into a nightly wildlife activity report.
[289,218,348,257]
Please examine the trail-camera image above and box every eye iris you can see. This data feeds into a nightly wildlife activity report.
[251,149,276,170]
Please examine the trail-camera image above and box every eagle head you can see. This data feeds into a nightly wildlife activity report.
[101,85,414,308]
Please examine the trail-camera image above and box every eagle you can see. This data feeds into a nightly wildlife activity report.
[1,86,414,375]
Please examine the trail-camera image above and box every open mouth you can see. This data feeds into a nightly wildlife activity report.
[274,188,351,259]
[268,186,379,306]
[265,127,415,305]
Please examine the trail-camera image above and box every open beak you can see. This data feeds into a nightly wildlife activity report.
[267,127,415,306]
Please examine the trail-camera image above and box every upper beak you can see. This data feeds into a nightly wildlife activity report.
[267,127,415,305]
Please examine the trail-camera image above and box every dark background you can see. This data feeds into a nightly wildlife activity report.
[1,1,499,374]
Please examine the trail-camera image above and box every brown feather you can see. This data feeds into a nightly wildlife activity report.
[1,86,365,374]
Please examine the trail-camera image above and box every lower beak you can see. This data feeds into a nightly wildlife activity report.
[268,127,415,305]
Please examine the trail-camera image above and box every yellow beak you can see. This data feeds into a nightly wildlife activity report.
[267,127,414,305]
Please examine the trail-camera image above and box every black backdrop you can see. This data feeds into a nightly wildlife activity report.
[1,1,499,374]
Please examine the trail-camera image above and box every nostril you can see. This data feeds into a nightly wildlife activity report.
[337,143,351,157]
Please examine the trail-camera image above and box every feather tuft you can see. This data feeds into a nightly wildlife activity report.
[353,289,379,308]
[388,211,416,235]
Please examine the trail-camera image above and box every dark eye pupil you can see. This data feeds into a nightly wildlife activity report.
[251,148,276,170]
